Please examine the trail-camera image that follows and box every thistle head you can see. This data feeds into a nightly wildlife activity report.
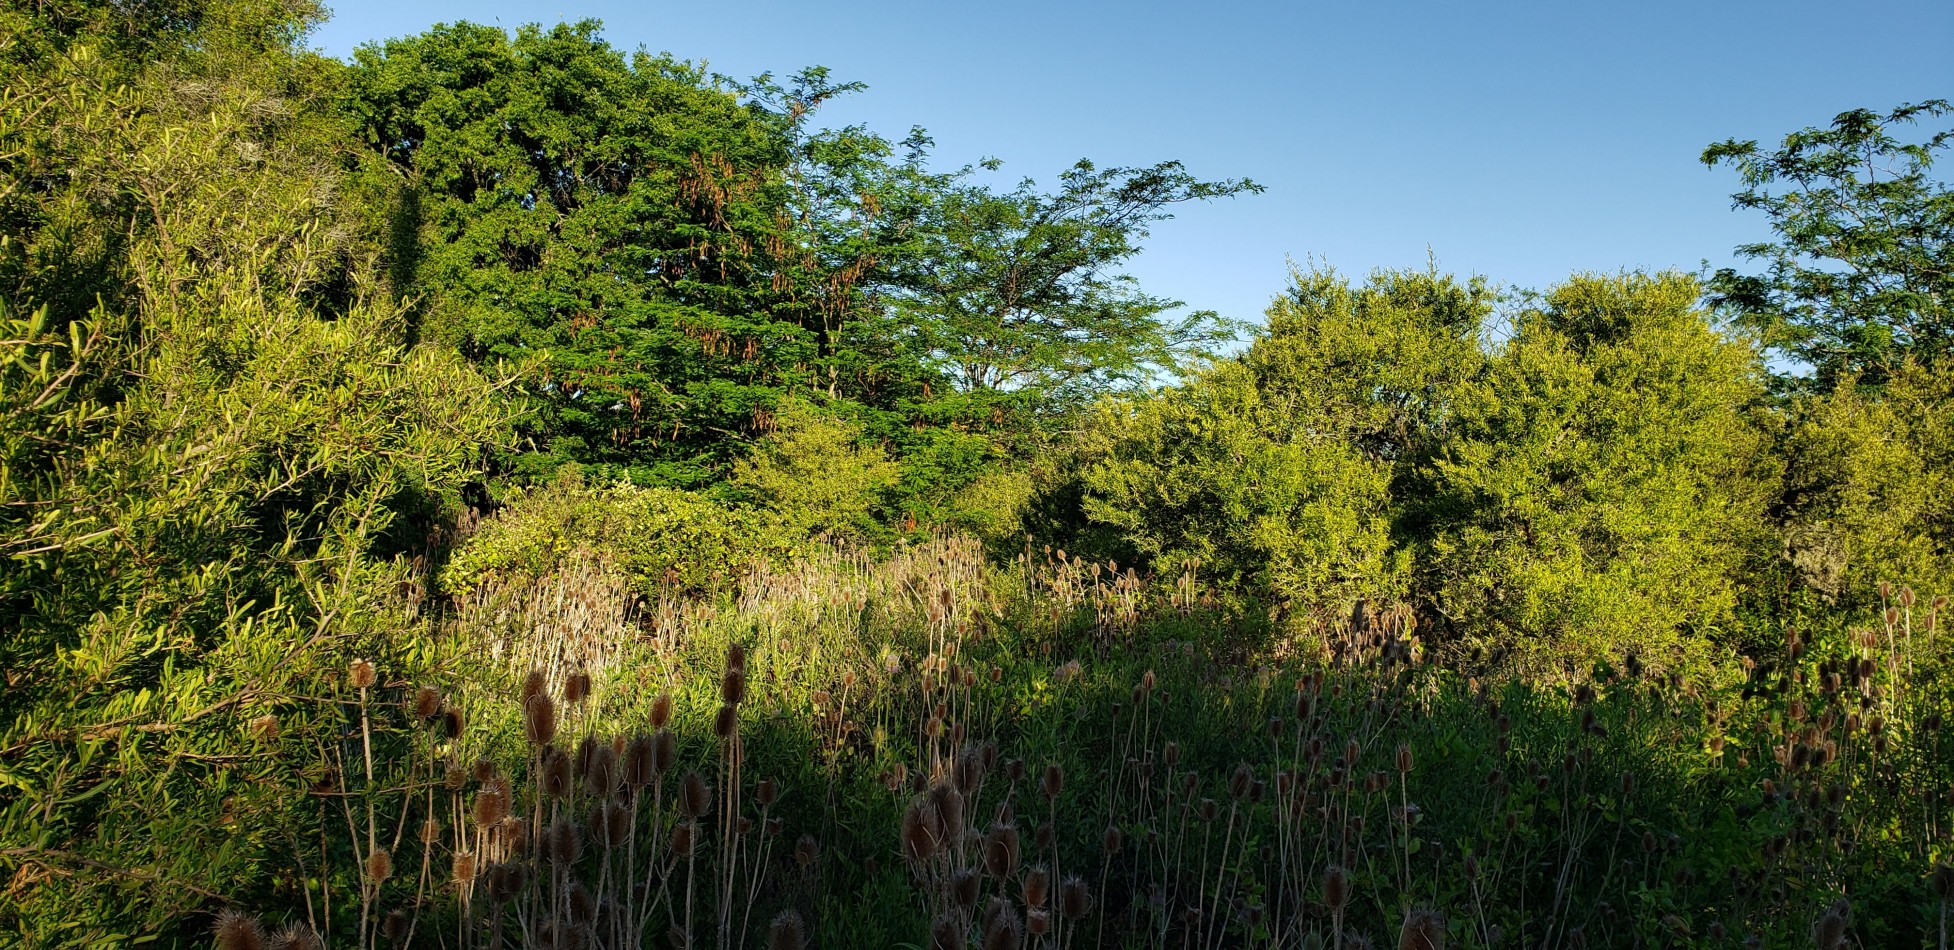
[365,848,393,884]
[679,770,712,819]
[649,692,673,731]
[213,909,266,950]
[349,659,377,691]
[767,910,806,950]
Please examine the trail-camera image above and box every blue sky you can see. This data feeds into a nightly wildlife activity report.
[311,0,1951,332]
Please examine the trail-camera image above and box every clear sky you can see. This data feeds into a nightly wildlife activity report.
[310,0,1952,332]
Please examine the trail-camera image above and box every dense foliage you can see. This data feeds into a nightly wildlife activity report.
[1,1,1951,947]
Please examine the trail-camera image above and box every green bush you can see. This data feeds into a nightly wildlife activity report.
[1424,272,1778,674]
[442,470,784,596]
[730,397,901,543]
[1082,265,1490,621]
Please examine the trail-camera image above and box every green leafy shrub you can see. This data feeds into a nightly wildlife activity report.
[730,397,901,543]
[1082,265,1490,621]
[1424,272,1778,673]
[443,470,784,596]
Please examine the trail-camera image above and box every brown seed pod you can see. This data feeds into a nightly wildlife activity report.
[1059,876,1092,920]
[714,704,739,742]
[722,668,747,706]
[382,910,408,944]
[983,822,1021,878]
[564,670,592,705]
[1103,824,1123,854]
[271,922,324,950]
[524,694,558,747]
[521,669,547,703]
[670,820,697,858]
[1398,906,1446,950]
[1230,763,1254,801]
[1323,864,1350,912]
[930,914,963,950]
[623,734,655,788]
[1395,744,1414,774]
[349,659,377,690]
[1023,865,1050,909]
[649,693,673,731]
[543,746,573,799]
[756,776,780,807]
[953,868,981,908]
[213,909,266,950]
[767,910,806,950]
[411,686,442,720]
[903,798,941,863]
[652,729,677,775]
[548,816,581,866]
[929,782,966,841]
[586,742,619,796]
[795,834,820,868]
[365,848,393,884]
[680,771,712,819]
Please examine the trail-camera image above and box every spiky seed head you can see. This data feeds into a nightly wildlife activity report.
[649,693,673,731]
[521,669,547,702]
[671,820,697,857]
[548,816,581,866]
[623,734,654,788]
[383,909,408,943]
[652,729,676,774]
[1395,744,1413,774]
[930,782,966,840]
[452,852,477,884]
[419,817,442,845]
[1323,864,1350,911]
[669,924,691,950]
[1023,865,1049,908]
[564,670,592,705]
[349,659,377,690]
[1198,799,1218,822]
[602,797,632,848]
[586,743,619,796]
[1034,822,1054,852]
[903,798,941,863]
[365,848,393,884]
[1059,876,1092,920]
[436,703,464,741]
[270,923,323,950]
[726,641,747,673]
[1103,824,1123,854]
[410,685,441,719]
[983,822,1021,878]
[1811,901,1847,950]
[1399,907,1446,950]
[542,746,573,799]
[953,868,981,908]
[721,668,746,706]
[982,896,1022,950]
[795,834,820,868]
[930,914,963,950]
[525,694,558,746]
[1163,741,1181,768]
[214,909,266,950]
[680,770,712,819]
[1027,909,1051,937]
[250,714,279,743]
[757,776,780,807]
[714,704,739,742]
[767,910,807,950]
[1230,763,1254,801]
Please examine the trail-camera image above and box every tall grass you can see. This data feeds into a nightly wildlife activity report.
[218,536,1953,949]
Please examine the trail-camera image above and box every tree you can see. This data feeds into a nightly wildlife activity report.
[1424,273,1776,674]
[1082,265,1489,620]
[893,159,1262,418]
[1703,100,1953,389]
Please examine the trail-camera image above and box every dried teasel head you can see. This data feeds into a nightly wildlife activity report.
[982,896,1022,950]
[767,910,806,950]
[410,685,441,720]
[521,669,547,703]
[649,693,673,731]
[564,670,592,705]
[213,909,266,950]
[524,694,558,747]
[1395,744,1414,774]
[722,668,747,706]
[714,704,739,742]
[1323,864,1351,912]
[270,922,324,950]
[1811,899,1848,950]
[451,852,478,885]
[679,770,713,819]
[953,867,981,908]
[652,729,677,775]
[1398,906,1446,950]
[365,848,393,884]
[1041,764,1064,801]
[624,734,655,788]
[756,776,780,807]
[382,910,408,944]
[419,817,442,845]
[795,834,820,869]
[542,746,573,799]
[903,798,942,863]
[929,782,966,841]
[548,815,582,865]
[585,742,619,796]
[983,821,1021,878]
[1230,763,1254,801]
[1059,876,1092,920]
[670,820,696,858]
[440,704,465,741]
[1023,865,1050,908]
[349,659,377,690]
[930,914,963,950]
[726,641,747,673]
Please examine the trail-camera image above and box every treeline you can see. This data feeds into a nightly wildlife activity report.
[0,0,1950,941]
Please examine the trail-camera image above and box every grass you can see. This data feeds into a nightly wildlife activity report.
[216,536,1953,949]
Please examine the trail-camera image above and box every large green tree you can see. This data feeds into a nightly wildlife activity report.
[1704,100,1952,389]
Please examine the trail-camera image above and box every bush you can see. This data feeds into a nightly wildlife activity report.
[442,470,783,597]
[1424,272,1777,674]
[730,397,901,543]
